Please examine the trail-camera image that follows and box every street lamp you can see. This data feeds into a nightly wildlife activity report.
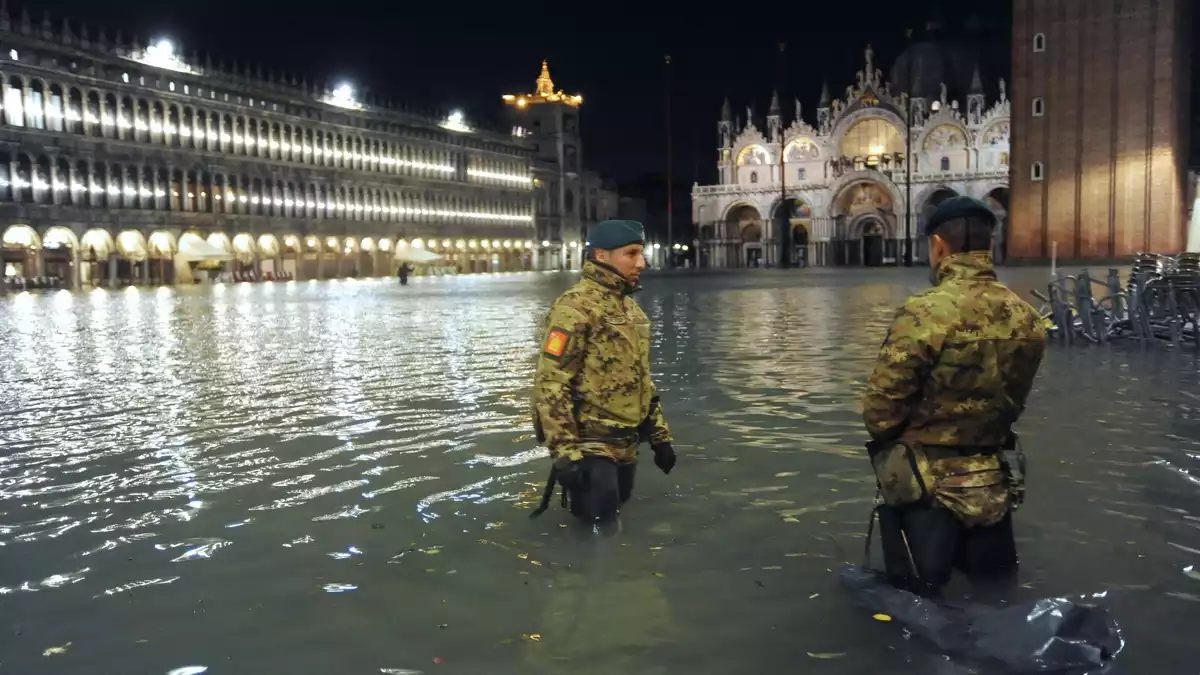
[904,96,940,267]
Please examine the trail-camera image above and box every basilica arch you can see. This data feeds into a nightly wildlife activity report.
[830,178,900,266]
[725,202,765,268]
[984,187,1010,263]
[915,186,960,263]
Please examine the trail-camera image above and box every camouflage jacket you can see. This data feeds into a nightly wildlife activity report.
[863,251,1047,448]
[532,260,672,465]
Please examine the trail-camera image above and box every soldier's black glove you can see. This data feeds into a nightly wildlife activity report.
[555,458,586,491]
[651,443,676,475]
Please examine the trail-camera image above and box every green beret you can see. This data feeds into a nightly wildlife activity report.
[587,220,646,251]
[924,196,997,237]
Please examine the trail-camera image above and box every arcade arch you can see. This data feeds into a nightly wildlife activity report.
[2,224,40,278]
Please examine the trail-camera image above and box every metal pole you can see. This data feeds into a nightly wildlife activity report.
[778,41,790,270]
[665,54,673,268]
[904,96,913,267]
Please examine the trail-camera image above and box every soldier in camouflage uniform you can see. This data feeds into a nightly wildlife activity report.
[862,195,1046,596]
[532,219,676,523]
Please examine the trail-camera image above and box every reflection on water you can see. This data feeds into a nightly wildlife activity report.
[1,268,1198,674]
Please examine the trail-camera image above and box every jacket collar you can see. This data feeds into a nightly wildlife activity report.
[583,260,639,296]
[935,251,997,285]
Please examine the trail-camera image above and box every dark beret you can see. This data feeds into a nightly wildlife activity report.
[924,196,997,237]
[588,220,646,250]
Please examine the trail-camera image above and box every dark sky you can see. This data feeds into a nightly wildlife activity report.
[25,0,1016,187]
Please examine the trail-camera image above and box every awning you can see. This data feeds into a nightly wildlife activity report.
[394,247,442,263]
[177,236,234,262]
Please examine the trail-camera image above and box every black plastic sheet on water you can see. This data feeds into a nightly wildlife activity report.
[839,563,1124,673]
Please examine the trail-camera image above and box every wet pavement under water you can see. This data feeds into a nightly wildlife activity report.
[1,267,1199,675]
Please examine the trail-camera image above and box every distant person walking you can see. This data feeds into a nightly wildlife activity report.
[397,263,410,285]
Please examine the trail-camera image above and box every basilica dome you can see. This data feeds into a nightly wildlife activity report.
[887,21,980,100]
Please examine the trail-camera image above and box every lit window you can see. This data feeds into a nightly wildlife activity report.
[1032,97,1045,117]
[139,76,145,86]
[169,82,176,92]
[8,49,17,60]
[184,84,189,95]
[1034,33,1046,52]
[122,73,129,83]
[1031,161,1044,181]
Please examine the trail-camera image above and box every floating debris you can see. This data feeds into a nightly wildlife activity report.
[522,633,542,642]
[806,651,846,659]
[42,642,71,657]
[323,583,357,593]
[873,613,892,622]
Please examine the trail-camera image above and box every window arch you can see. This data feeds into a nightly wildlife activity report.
[940,156,950,172]
[1032,98,1045,117]
[1031,161,1044,182]
[750,171,759,184]
[1033,33,1046,52]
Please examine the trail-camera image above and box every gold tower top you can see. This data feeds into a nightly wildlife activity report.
[502,60,583,108]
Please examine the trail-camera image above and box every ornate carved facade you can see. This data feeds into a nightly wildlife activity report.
[0,7,546,289]
[691,45,1011,268]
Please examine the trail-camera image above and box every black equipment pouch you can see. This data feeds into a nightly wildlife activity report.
[868,439,933,507]
[998,432,1028,510]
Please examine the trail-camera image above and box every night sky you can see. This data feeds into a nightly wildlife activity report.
[22,0,1195,228]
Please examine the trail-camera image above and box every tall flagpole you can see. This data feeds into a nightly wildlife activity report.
[665,54,673,268]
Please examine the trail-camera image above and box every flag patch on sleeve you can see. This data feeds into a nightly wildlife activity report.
[544,329,570,358]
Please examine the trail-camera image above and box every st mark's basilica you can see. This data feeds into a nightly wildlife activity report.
[692,39,1012,268]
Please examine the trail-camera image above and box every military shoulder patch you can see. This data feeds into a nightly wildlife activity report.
[543,328,571,359]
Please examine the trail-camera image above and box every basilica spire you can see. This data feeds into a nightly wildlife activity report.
[970,62,984,94]
[818,80,831,107]
[768,89,780,115]
[720,96,731,122]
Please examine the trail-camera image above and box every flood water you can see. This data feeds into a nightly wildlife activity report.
[1,267,1199,675]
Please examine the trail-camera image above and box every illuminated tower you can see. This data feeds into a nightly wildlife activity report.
[503,60,585,270]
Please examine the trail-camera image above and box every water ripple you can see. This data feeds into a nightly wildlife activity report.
[0,271,1196,673]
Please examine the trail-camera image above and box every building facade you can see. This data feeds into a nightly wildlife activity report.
[1010,0,1191,261]
[505,61,618,271]
[0,8,546,290]
[691,45,1011,268]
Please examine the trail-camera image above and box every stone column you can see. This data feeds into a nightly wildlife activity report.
[71,246,81,291]
[141,257,150,285]
[532,246,540,271]
[107,254,117,289]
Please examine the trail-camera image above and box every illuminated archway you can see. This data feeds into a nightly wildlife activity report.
[116,230,147,262]
[2,224,40,249]
[2,224,40,279]
[206,232,232,254]
[81,229,115,260]
[147,230,177,285]
[232,233,257,266]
